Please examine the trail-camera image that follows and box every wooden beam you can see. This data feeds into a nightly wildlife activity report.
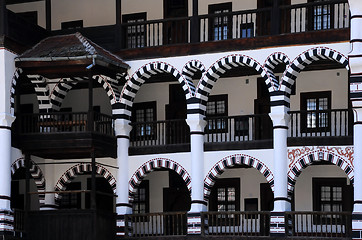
[116,0,121,24]
[190,0,199,43]
[46,0,51,31]
[0,0,6,35]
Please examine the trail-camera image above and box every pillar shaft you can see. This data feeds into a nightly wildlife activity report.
[0,113,15,233]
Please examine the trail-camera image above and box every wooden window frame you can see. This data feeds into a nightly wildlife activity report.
[300,91,331,133]
[308,0,334,31]
[132,181,150,216]
[209,178,240,225]
[131,101,157,140]
[312,178,350,224]
[208,2,232,41]
[206,94,228,133]
[122,12,147,48]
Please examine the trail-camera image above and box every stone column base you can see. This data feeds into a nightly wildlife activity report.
[270,212,287,237]
[187,212,207,235]
[353,213,362,239]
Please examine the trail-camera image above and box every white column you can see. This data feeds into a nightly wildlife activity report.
[186,114,207,213]
[114,119,132,237]
[114,119,132,215]
[41,163,56,210]
[0,112,15,232]
[354,109,362,212]
[0,113,15,210]
[186,114,207,235]
[269,109,291,211]
[269,108,290,237]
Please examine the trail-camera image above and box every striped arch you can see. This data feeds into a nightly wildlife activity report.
[50,75,120,111]
[264,52,291,89]
[287,150,354,199]
[280,47,349,95]
[182,60,205,93]
[115,62,192,120]
[11,158,46,205]
[195,54,274,114]
[204,154,274,201]
[10,68,23,115]
[54,163,116,202]
[129,158,191,202]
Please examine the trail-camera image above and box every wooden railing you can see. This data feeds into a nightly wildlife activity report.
[13,209,25,234]
[125,212,187,237]
[205,114,272,143]
[130,119,189,147]
[288,109,352,138]
[280,0,349,34]
[120,0,348,48]
[17,111,114,136]
[285,211,352,237]
[203,211,271,236]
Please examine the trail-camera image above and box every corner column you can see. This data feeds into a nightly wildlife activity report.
[114,119,132,238]
[269,107,291,237]
[186,113,207,235]
[348,2,362,237]
[0,113,15,234]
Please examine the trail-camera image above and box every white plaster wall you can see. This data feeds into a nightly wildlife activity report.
[143,171,169,212]
[0,49,16,114]
[7,2,46,28]
[294,165,351,211]
[290,69,349,111]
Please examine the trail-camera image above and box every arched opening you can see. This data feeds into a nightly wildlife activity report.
[128,68,190,152]
[206,165,273,236]
[197,55,274,146]
[129,168,191,236]
[58,174,114,212]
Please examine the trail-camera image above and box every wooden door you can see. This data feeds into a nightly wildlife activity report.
[254,78,273,140]
[163,0,188,44]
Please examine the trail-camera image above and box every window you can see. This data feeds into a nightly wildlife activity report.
[235,116,249,139]
[209,178,240,224]
[132,101,156,140]
[123,12,147,48]
[206,95,228,133]
[241,23,254,38]
[301,91,331,132]
[209,3,232,41]
[313,178,352,223]
[132,181,149,214]
[59,182,81,209]
[309,0,333,30]
[61,20,83,30]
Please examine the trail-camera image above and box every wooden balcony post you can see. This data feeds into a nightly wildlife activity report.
[190,0,200,43]
[46,0,51,31]
[269,105,291,237]
[88,75,94,132]
[271,0,281,35]
[91,148,97,210]
[0,0,6,35]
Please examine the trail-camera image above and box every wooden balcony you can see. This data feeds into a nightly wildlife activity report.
[14,210,351,240]
[12,109,352,158]
[1,1,349,58]
[12,111,116,159]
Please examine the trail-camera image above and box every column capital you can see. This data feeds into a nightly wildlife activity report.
[353,108,362,123]
[0,113,15,128]
[114,119,132,137]
[186,114,207,133]
[269,107,290,128]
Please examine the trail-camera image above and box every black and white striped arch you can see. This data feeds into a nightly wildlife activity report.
[287,150,354,199]
[129,158,191,202]
[204,154,274,201]
[114,62,192,120]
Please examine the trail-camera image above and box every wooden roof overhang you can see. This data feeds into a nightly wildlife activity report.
[14,32,129,79]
